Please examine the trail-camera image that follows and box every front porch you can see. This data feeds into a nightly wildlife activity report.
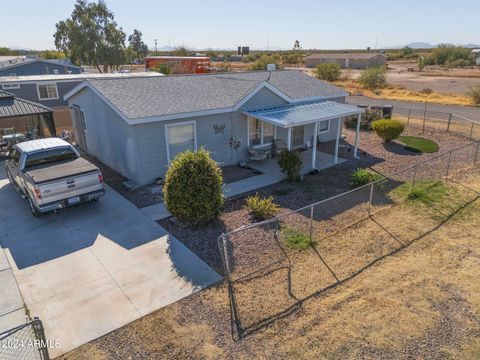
[248,149,346,178]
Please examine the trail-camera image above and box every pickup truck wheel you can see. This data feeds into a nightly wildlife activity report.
[28,197,43,217]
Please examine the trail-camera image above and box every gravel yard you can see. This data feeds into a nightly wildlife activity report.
[222,165,259,184]
[159,124,476,273]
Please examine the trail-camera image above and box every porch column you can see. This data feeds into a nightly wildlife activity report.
[353,113,361,158]
[334,117,342,164]
[287,127,292,150]
[311,121,318,170]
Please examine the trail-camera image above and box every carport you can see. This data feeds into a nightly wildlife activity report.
[0,90,55,148]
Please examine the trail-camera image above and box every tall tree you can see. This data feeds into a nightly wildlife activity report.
[54,0,126,73]
[128,29,148,61]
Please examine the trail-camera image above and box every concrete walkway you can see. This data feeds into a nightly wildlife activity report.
[0,164,222,357]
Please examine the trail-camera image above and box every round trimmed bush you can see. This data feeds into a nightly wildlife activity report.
[164,148,223,225]
[371,119,405,142]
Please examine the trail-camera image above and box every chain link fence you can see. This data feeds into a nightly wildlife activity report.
[219,138,480,339]
[0,318,50,360]
[391,106,480,141]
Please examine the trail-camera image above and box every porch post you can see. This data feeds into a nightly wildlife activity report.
[353,112,361,158]
[311,121,318,170]
[287,127,292,150]
[334,117,342,164]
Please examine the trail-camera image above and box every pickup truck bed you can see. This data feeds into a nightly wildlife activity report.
[25,158,99,183]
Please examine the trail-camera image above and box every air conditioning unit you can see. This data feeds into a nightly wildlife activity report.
[267,63,276,71]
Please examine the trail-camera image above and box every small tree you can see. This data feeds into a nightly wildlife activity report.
[128,29,148,61]
[163,148,223,226]
[150,62,171,75]
[371,119,405,142]
[278,149,302,181]
[358,66,387,90]
[417,56,426,72]
[315,63,341,82]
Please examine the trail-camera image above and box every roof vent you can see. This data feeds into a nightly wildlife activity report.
[266,63,276,71]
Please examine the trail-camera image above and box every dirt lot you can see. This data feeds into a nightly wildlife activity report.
[62,164,480,359]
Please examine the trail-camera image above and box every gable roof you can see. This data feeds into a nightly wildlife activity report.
[0,90,53,118]
[65,70,347,123]
[305,53,386,60]
[0,58,81,71]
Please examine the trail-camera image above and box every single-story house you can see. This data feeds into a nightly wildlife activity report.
[0,91,55,144]
[305,53,386,69]
[0,72,162,134]
[0,58,82,76]
[65,70,363,186]
[472,49,480,66]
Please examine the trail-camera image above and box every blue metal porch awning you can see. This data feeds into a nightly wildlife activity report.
[243,100,363,128]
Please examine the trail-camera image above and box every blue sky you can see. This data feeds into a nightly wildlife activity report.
[1,0,478,50]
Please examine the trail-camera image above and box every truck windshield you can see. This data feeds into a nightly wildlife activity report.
[25,147,78,169]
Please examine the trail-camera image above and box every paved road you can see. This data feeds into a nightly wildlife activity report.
[0,164,221,357]
[348,96,480,121]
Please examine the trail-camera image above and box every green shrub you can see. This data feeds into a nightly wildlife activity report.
[245,194,279,221]
[163,148,223,226]
[344,108,382,130]
[151,62,171,75]
[430,45,474,66]
[351,168,383,188]
[371,119,405,142]
[248,54,282,70]
[281,226,312,250]
[278,149,302,181]
[468,85,480,105]
[358,66,387,90]
[315,63,341,82]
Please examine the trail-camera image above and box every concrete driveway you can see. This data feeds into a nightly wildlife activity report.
[0,163,221,357]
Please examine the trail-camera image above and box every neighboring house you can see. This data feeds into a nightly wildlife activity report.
[65,70,363,186]
[305,53,386,69]
[0,90,55,141]
[0,72,163,133]
[0,58,81,76]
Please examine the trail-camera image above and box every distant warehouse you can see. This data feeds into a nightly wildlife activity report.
[305,53,386,69]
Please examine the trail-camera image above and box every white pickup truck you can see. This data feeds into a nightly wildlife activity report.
[5,138,105,216]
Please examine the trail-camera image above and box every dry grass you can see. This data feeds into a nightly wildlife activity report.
[63,170,480,360]
[334,79,474,106]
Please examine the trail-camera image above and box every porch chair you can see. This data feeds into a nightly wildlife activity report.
[248,146,271,161]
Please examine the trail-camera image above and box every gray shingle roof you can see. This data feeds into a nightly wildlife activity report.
[0,90,53,118]
[85,70,346,120]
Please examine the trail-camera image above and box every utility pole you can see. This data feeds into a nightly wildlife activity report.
[154,39,158,55]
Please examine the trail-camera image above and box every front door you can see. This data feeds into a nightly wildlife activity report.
[291,125,305,148]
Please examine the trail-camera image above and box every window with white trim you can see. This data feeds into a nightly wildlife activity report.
[248,117,274,146]
[166,122,196,161]
[37,83,58,100]
[318,119,330,133]
[2,84,20,90]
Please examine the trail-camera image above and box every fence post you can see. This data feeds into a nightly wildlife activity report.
[411,165,418,192]
[368,182,374,215]
[407,109,411,126]
[422,112,426,133]
[469,122,474,140]
[32,317,50,360]
[309,205,314,243]
[474,142,480,164]
[446,151,453,176]
[447,113,452,132]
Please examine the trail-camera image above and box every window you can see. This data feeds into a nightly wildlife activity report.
[248,117,275,147]
[25,147,77,169]
[8,148,20,164]
[37,83,58,100]
[318,119,330,133]
[291,125,305,148]
[166,121,196,161]
[2,84,20,90]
